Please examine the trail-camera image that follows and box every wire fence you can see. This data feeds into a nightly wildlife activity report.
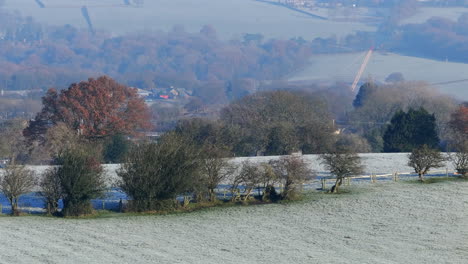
[0,169,459,215]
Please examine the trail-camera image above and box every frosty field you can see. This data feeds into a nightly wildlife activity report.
[289,52,468,100]
[0,179,467,263]
[3,0,373,39]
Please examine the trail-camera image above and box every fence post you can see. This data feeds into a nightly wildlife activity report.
[102,201,105,210]
[0,204,2,215]
[446,168,449,178]
[321,178,326,190]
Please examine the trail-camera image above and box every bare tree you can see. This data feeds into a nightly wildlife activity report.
[231,161,263,202]
[271,155,313,200]
[230,161,281,202]
[408,145,445,182]
[450,140,468,178]
[321,150,363,193]
[0,165,36,216]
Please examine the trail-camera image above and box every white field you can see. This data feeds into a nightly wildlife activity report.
[22,153,455,187]
[289,52,468,100]
[0,179,467,263]
[3,0,373,39]
[401,7,468,25]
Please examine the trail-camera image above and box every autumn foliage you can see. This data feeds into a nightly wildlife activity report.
[24,76,152,141]
[450,103,468,135]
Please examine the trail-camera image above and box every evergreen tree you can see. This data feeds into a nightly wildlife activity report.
[353,82,378,108]
[103,134,131,163]
[383,108,439,152]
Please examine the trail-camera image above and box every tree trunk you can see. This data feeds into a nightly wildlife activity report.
[209,189,216,202]
[418,173,424,182]
[331,178,343,193]
[9,196,19,216]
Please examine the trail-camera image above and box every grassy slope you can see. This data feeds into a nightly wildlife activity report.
[0,181,467,263]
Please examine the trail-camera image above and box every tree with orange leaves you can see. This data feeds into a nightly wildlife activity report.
[24,76,152,142]
[450,102,468,136]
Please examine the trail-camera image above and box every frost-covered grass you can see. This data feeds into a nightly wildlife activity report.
[0,180,467,263]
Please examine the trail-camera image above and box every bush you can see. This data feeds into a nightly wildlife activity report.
[118,133,201,212]
[39,168,62,215]
[53,147,106,217]
[198,144,235,202]
[103,134,132,163]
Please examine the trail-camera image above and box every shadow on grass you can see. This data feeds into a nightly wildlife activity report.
[404,176,468,185]
[81,199,288,220]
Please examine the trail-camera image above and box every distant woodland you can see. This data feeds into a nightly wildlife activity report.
[0,9,313,95]
[2,3,468,96]
[0,2,467,153]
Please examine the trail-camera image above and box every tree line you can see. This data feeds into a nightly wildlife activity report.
[0,77,466,163]
[0,10,313,99]
[0,76,467,217]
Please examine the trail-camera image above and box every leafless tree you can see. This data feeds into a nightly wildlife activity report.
[321,150,363,193]
[450,140,468,177]
[270,155,313,200]
[231,161,263,202]
[0,165,36,216]
[230,161,281,202]
[408,145,446,182]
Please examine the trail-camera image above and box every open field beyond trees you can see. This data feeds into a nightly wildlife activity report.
[0,179,467,263]
[3,0,373,39]
[289,52,468,100]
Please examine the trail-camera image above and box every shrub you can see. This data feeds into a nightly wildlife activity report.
[54,147,106,217]
[198,144,235,202]
[39,168,62,215]
[103,134,132,163]
[118,133,201,212]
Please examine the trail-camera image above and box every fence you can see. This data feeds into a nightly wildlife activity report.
[0,169,458,215]
[318,168,453,190]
